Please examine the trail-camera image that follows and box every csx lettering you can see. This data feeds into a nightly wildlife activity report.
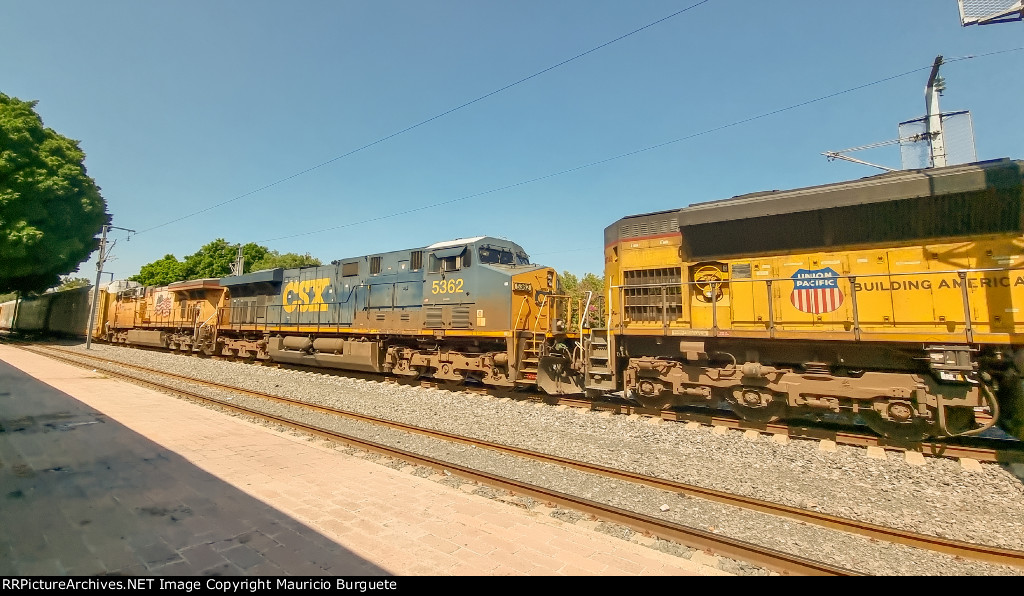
[283,278,331,312]
[431,279,464,294]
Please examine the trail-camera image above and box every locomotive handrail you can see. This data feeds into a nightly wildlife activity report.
[580,291,593,336]
[610,264,1024,289]
[533,294,549,332]
[611,264,1024,344]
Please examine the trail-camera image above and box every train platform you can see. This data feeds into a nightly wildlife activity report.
[0,345,728,577]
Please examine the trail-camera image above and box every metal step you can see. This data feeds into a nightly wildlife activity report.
[586,379,617,391]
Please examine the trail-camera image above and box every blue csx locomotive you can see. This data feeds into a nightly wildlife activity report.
[92,236,585,393]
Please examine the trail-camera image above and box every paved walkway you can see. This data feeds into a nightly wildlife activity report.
[0,345,728,576]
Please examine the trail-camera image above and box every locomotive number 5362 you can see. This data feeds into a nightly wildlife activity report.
[431,279,464,294]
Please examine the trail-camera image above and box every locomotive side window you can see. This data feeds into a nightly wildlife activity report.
[479,246,515,265]
[342,262,359,277]
[428,247,466,273]
[429,255,461,273]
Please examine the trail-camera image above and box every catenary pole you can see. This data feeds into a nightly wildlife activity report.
[86,225,135,349]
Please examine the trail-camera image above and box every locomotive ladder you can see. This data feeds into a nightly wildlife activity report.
[516,331,544,382]
[584,330,617,396]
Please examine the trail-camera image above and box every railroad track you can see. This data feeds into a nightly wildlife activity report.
[75,338,1024,465]
[31,337,1022,465]
[19,343,1024,574]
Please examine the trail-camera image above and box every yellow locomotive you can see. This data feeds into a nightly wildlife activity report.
[592,158,1024,441]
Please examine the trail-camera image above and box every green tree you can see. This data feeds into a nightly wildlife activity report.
[558,271,605,329]
[249,251,321,271]
[130,254,186,287]
[130,239,274,287]
[0,93,108,294]
[182,239,269,280]
[56,276,91,290]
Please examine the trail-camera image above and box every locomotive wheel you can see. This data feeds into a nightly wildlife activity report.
[728,388,786,423]
[731,401,786,424]
[860,411,933,443]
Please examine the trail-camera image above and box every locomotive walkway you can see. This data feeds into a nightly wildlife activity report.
[0,345,727,576]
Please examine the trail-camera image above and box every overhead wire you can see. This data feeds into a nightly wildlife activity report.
[256,48,1024,245]
[135,0,715,236]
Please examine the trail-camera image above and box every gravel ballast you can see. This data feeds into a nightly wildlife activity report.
[48,342,1024,575]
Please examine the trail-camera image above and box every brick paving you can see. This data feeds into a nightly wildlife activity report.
[0,345,730,576]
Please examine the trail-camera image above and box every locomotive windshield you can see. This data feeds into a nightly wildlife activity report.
[478,245,530,266]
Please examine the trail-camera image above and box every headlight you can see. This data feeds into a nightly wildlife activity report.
[554,318,566,332]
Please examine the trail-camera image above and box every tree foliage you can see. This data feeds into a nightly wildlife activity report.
[249,251,321,272]
[0,93,108,294]
[558,271,605,329]
[181,239,269,280]
[129,240,322,287]
[131,254,186,287]
[56,276,91,290]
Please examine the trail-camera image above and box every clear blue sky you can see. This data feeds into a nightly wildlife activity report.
[3,1,1022,283]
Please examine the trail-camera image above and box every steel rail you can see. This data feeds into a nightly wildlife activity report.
[24,344,1024,571]
[651,408,1024,464]
[41,337,1024,465]
[22,344,851,576]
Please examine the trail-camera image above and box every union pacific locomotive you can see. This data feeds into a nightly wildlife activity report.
[597,157,1024,441]
[5,158,1024,442]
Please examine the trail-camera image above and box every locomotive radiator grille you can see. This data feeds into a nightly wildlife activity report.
[451,307,471,329]
[623,267,682,323]
[424,307,443,329]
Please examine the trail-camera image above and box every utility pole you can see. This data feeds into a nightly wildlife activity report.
[86,224,135,349]
[925,56,947,168]
[229,245,245,276]
[822,54,968,172]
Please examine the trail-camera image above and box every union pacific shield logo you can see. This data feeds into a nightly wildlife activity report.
[790,267,844,314]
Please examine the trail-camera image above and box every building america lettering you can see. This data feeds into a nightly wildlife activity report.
[852,275,1024,292]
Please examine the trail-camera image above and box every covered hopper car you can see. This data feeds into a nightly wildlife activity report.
[0,286,97,337]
